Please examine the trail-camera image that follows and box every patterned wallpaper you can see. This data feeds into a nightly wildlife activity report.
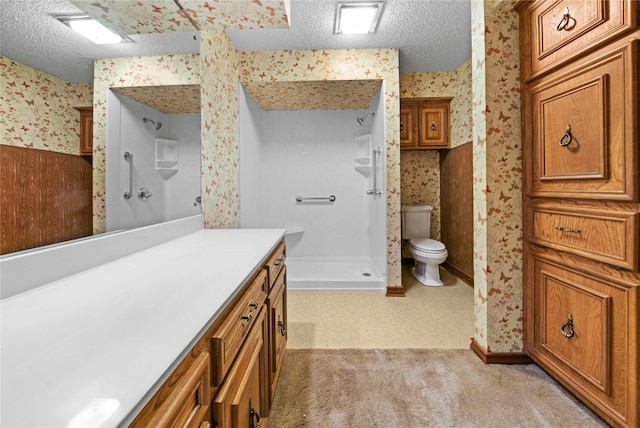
[93,54,201,233]
[111,85,201,114]
[471,0,523,353]
[0,56,92,155]
[70,0,290,34]
[398,59,473,245]
[242,80,382,111]
[238,49,402,289]
[200,30,240,229]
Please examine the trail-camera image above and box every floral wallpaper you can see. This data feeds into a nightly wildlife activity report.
[471,0,523,353]
[93,54,200,233]
[111,85,200,114]
[200,30,240,229]
[238,49,402,290]
[0,56,92,155]
[70,0,290,34]
[398,59,473,250]
[242,80,382,111]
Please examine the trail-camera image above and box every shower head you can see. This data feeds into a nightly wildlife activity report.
[143,117,162,130]
[357,112,374,126]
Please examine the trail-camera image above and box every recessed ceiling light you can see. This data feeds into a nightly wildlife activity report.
[334,2,385,35]
[53,15,130,44]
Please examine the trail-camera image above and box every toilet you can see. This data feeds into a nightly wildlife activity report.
[401,205,448,286]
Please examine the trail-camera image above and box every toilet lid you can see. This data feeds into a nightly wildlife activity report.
[410,238,446,252]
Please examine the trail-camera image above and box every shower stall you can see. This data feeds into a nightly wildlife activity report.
[239,85,387,293]
[105,90,202,231]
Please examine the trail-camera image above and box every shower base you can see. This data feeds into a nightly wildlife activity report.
[286,257,386,293]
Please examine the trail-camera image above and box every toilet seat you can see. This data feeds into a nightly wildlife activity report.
[409,238,446,254]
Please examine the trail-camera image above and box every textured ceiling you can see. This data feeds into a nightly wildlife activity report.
[0,0,471,84]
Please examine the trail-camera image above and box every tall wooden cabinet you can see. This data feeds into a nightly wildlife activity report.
[516,1,639,427]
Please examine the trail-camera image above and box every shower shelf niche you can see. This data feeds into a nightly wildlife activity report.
[155,138,178,177]
[354,134,372,176]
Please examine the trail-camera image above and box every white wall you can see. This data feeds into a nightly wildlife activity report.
[238,85,387,269]
[106,91,201,231]
[165,114,202,220]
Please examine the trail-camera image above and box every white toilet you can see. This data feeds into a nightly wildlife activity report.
[401,205,448,286]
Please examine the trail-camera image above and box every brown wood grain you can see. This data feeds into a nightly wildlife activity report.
[0,145,92,254]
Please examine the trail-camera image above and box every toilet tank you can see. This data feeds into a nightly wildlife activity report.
[401,205,432,240]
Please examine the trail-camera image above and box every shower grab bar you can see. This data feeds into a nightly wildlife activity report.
[367,147,383,197]
[296,195,336,202]
[123,152,133,200]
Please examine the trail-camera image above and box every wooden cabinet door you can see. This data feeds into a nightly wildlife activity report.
[269,269,287,402]
[418,106,447,148]
[527,42,638,200]
[526,249,639,427]
[213,308,267,428]
[76,107,93,156]
[399,107,415,149]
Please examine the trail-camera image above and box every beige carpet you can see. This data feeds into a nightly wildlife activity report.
[269,349,607,427]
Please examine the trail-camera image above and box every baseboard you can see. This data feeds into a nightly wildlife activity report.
[386,286,405,297]
[470,338,532,364]
[441,262,473,287]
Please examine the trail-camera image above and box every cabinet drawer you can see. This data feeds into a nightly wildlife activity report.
[519,0,637,80]
[148,352,211,428]
[527,41,638,200]
[530,204,638,270]
[526,252,638,426]
[269,268,287,400]
[265,241,286,291]
[212,270,267,386]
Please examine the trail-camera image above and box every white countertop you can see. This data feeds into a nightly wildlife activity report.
[0,228,285,428]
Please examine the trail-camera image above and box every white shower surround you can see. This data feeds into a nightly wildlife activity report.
[105,91,202,232]
[239,85,387,292]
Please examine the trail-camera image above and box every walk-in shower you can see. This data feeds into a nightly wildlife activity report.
[239,86,387,293]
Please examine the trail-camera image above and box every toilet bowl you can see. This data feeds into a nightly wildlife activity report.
[401,205,448,287]
[408,238,448,286]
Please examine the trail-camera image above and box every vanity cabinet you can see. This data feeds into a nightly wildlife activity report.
[517,1,639,426]
[400,98,451,150]
[75,107,93,156]
[130,240,286,428]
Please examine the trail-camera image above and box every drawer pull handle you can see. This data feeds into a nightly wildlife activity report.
[400,121,404,131]
[431,121,436,131]
[273,258,284,266]
[278,316,286,337]
[242,313,253,321]
[559,124,573,147]
[561,315,575,338]
[248,303,258,310]
[555,226,580,234]
[556,7,572,31]
[250,399,260,428]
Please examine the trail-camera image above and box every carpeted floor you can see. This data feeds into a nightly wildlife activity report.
[269,349,608,428]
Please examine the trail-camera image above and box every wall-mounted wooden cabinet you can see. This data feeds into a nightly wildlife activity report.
[400,98,451,150]
[75,107,93,156]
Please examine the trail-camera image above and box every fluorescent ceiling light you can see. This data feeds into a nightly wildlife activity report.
[334,2,384,35]
[54,15,129,44]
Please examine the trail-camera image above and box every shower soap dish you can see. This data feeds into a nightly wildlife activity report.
[156,138,178,175]
[354,134,372,176]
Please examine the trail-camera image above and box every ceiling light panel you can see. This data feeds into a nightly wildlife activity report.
[54,15,129,44]
[334,2,384,35]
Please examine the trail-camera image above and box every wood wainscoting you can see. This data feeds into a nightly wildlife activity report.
[439,142,473,286]
[0,145,93,254]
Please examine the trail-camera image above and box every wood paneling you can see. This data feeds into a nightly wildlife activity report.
[439,142,473,286]
[0,145,92,254]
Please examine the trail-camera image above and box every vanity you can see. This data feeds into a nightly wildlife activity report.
[0,216,287,427]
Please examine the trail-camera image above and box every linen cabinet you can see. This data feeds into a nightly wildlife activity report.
[516,1,639,427]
